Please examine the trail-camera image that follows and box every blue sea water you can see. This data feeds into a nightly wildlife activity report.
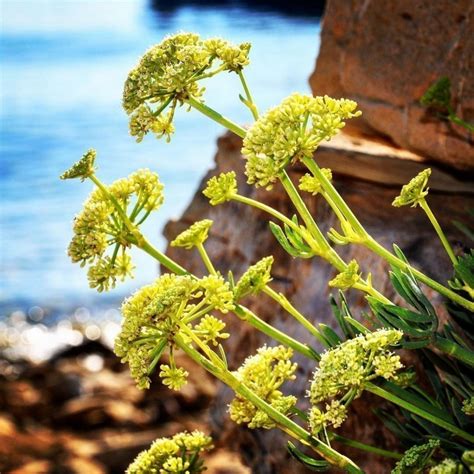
[0,0,321,317]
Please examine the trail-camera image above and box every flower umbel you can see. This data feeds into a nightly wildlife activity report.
[203,171,238,205]
[308,329,403,434]
[170,219,213,250]
[126,430,212,474]
[229,345,297,429]
[123,32,251,142]
[328,260,361,291]
[392,168,431,208]
[159,364,189,391]
[242,93,360,189]
[391,439,440,474]
[299,168,333,196]
[233,256,274,301]
[67,168,164,291]
[60,149,97,181]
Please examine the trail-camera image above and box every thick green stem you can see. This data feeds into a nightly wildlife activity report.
[175,335,363,473]
[234,305,320,361]
[301,158,473,310]
[238,69,259,120]
[139,237,189,276]
[419,198,457,265]
[263,286,327,346]
[196,242,217,275]
[365,382,474,443]
[185,96,246,138]
[433,334,474,368]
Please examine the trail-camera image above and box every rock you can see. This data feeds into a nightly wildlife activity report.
[310,0,474,172]
[163,131,474,472]
[9,460,53,474]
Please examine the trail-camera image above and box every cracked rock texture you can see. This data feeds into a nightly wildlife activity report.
[310,0,474,172]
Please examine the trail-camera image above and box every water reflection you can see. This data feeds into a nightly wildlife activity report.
[0,0,321,315]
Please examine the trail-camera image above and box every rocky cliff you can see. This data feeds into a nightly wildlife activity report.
[310,0,474,172]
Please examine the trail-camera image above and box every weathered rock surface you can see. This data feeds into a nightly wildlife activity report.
[164,131,474,473]
[0,341,249,473]
[310,0,474,172]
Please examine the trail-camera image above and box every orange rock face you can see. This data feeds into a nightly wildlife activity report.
[310,0,474,171]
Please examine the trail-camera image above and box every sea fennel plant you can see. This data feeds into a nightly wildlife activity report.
[62,32,474,473]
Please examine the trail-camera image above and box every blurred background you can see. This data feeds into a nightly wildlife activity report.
[0,2,326,472]
[1,0,324,361]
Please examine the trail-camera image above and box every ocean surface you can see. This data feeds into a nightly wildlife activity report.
[0,0,321,325]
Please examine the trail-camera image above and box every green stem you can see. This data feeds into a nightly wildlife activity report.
[419,198,457,265]
[233,193,301,233]
[263,286,327,346]
[238,69,259,120]
[138,236,189,276]
[175,335,363,473]
[279,170,333,255]
[433,333,474,368]
[196,242,217,275]
[365,382,474,443]
[302,157,367,237]
[234,305,320,361]
[301,158,472,310]
[185,96,246,138]
[132,235,319,362]
[331,434,402,460]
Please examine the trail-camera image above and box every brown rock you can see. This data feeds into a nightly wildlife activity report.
[310,0,474,172]
[9,460,53,474]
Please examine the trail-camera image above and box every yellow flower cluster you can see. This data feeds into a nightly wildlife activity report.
[123,32,251,142]
[171,219,213,250]
[65,158,164,292]
[308,329,403,434]
[242,93,360,189]
[298,168,332,196]
[392,168,431,208]
[328,260,361,291]
[229,345,297,429]
[233,256,274,301]
[203,171,238,205]
[114,273,234,389]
